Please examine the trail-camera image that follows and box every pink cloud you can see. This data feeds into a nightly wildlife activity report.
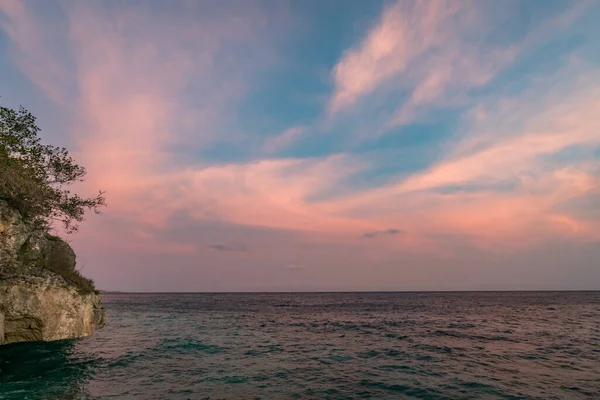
[0,0,73,104]
[173,155,376,234]
[328,0,588,131]
[329,1,458,113]
[323,64,600,248]
[396,72,600,195]
[2,0,599,291]
[1,1,293,250]
[328,1,504,115]
[262,126,307,153]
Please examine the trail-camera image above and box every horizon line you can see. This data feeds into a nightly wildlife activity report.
[99,289,600,294]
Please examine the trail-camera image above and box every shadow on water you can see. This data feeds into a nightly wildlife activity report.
[0,339,99,400]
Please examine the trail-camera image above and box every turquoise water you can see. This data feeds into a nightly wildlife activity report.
[1,292,599,399]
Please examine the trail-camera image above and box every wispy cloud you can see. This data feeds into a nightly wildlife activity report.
[363,228,404,239]
[397,65,600,195]
[326,61,600,247]
[1,1,599,290]
[0,1,290,248]
[329,1,506,115]
[208,243,248,252]
[328,0,587,130]
[0,0,74,104]
[262,126,307,154]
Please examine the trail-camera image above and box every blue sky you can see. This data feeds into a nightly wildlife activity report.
[1,0,599,291]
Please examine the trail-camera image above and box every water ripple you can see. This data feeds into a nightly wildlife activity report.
[1,291,599,399]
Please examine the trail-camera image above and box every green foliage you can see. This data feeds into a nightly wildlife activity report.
[0,105,105,233]
[14,234,96,293]
[40,240,96,294]
[44,233,62,242]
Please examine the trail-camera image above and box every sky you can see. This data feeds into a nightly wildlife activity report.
[1,0,599,292]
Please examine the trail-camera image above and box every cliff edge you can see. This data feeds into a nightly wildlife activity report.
[0,200,106,345]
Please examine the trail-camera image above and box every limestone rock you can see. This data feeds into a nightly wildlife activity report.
[0,201,30,269]
[0,274,106,344]
[0,200,106,345]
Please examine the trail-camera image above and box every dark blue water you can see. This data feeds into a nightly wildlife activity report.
[1,292,599,399]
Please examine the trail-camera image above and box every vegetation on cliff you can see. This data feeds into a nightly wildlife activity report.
[0,104,105,293]
[0,105,105,233]
[16,232,97,294]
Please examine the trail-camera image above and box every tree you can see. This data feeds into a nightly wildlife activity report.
[0,104,105,233]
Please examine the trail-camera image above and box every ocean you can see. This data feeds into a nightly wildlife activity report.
[0,292,599,399]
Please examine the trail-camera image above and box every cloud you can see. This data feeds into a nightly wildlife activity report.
[2,1,599,290]
[396,66,600,195]
[5,1,596,250]
[0,0,74,104]
[328,0,587,131]
[262,126,307,153]
[325,60,600,248]
[329,1,507,115]
[171,154,378,235]
[3,1,598,254]
[0,1,302,246]
[208,243,248,252]
[363,228,404,239]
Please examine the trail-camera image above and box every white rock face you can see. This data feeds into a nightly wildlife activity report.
[0,275,106,344]
[0,200,106,345]
[0,200,30,269]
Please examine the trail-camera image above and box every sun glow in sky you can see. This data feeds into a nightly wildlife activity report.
[1,0,599,291]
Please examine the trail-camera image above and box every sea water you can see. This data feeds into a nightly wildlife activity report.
[1,292,599,399]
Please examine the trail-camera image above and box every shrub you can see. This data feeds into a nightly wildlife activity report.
[41,240,96,294]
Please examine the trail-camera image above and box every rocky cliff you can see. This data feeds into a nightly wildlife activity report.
[0,200,106,345]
